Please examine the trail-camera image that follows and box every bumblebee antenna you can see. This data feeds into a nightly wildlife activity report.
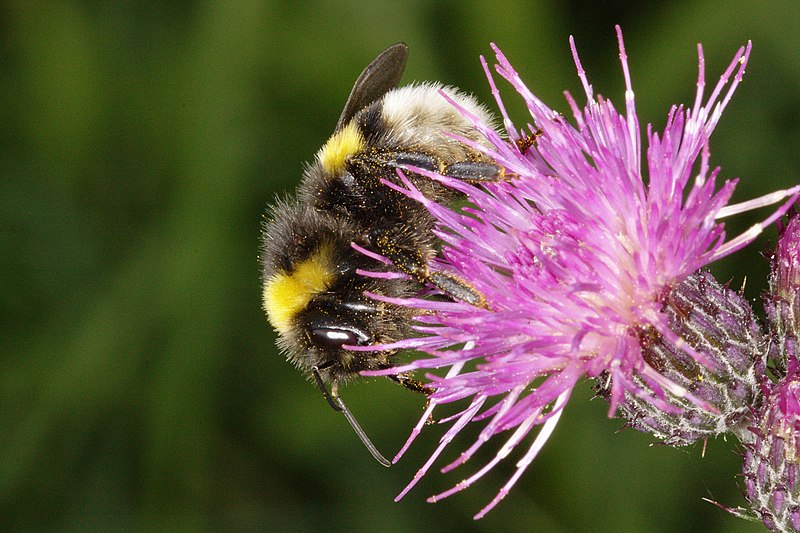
[312,365,391,467]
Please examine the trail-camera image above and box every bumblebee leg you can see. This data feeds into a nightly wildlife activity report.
[384,151,441,172]
[388,153,505,183]
[442,160,504,182]
[351,150,504,183]
[390,373,436,425]
[350,150,440,174]
[370,228,488,308]
[427,270,487,308]
[389,372,433,395]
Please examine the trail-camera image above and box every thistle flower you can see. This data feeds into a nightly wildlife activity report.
[743,212,800,531]
[766,209,800,374]
[598,270,765,446]
[362,27,800,518]
[743,357,800,532]
[743,210,800,531]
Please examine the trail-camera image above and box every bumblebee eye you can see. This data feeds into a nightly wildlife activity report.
[310,327,361,349]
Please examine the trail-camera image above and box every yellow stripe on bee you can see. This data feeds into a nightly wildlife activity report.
[317,122,364,174]
[263,245,335,335]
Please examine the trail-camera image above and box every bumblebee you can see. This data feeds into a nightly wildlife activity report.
[260,43,503,465]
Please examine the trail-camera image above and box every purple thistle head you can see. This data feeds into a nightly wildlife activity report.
[741,209,800,531]
[766,209,800,374]
[743,357,800,531]
[598,270,765,446]
[363,27,800,518]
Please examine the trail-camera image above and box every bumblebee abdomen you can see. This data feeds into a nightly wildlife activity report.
[379,83,496,161]
[317,122,365,175]
[315,82,495,184]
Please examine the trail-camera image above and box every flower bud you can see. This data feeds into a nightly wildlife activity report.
[767,210,800,374]
[743,362,800,531]
[598,270,765,445]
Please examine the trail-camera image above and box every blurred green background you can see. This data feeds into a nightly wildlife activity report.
[2,1,798,531]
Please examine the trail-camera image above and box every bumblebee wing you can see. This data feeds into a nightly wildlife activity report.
[334,43,408,132]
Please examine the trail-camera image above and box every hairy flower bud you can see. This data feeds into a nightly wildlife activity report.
[740,209,800,531]
[743,363,800,532]
[767,210,800,374]
[597,271,765,445]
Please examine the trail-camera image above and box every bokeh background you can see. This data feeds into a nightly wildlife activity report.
[2,1,799,531]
